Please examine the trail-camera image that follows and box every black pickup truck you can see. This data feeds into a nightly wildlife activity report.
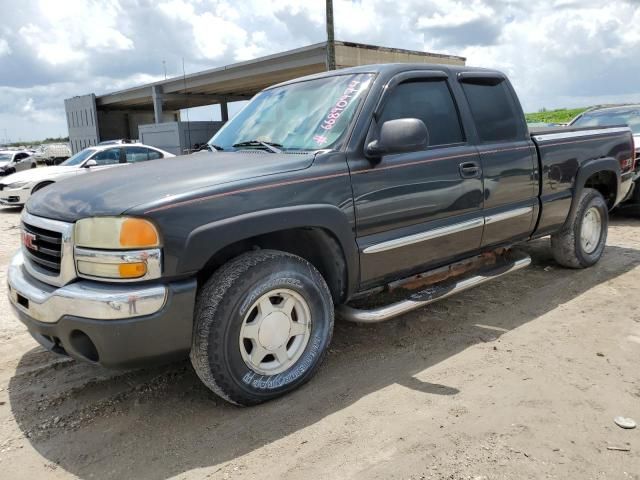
[8,64,635,405]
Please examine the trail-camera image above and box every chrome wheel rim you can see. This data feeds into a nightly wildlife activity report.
[580,206,602,254]
[239,289,311,375]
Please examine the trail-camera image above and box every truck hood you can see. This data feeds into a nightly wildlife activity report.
[26,151,316,222]
[1,165,78,185]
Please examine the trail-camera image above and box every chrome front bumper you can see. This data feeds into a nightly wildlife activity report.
[7,250,167,324]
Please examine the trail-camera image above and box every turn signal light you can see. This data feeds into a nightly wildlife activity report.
[120,218,160,248]
[118,262,148,278]
[77,260,148,279]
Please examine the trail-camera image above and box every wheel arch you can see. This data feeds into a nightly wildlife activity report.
[181,205,359,303]
[564,158,620,229]
[32,180,55,193]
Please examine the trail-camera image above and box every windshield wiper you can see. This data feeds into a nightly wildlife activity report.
[206,144,224,151]
[232,140,283,154]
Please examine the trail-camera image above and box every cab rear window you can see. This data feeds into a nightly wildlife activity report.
[461,79,523,142]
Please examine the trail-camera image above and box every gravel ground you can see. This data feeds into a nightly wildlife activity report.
[0,206,638,479]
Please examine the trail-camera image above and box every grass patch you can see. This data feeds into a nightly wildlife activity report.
[525,108,588,124]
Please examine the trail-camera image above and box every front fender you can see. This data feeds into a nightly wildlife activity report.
[179,204,359,295]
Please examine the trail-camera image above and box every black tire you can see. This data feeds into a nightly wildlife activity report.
[190,250,334,406]
[30,163,36,169]
[551,188,608,268]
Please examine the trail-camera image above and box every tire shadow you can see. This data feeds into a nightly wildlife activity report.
[8,237,640,479]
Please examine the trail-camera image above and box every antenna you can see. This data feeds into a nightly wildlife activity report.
[162,60,167,80]
[182,57,192,154]
[326,0,336,70]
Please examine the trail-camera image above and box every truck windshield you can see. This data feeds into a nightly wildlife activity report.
[208,73,374,152]
[572,108,640,134]
[60,148,96,166]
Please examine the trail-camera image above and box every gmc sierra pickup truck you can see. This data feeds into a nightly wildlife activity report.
[8,64,635,406]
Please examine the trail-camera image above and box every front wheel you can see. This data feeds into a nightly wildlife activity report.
[190,250,334,406]
[551,188,608,268]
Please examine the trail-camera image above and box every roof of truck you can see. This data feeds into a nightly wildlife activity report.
[269,63,502,90]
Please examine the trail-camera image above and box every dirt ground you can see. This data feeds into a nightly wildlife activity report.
[0,207,638,480]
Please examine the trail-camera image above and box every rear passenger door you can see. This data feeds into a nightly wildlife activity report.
[348,71,485,286]
[124,146,152,163]
[458,74,538,246]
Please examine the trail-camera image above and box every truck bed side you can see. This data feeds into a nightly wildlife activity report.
[530,126,634,236]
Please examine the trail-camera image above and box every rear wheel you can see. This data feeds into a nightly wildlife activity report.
[551,188,608,268]
[190,250,334,406]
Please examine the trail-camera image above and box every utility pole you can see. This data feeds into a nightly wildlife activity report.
[325,0,336,70]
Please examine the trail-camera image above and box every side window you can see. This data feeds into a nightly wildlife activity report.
[92,148,121,165]
[15,153,27,161]
[379,79,465,147]
[125,146,150,163]
[147,149,163,160]
[460,80,523,142]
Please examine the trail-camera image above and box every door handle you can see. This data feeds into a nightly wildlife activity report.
[459,161,481,179]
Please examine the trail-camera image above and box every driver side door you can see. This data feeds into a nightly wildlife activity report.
[13,153,31,172]
[347,72,484,287]
[89,148,124,172]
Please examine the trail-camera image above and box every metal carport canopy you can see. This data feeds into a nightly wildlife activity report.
[94,41,466,112]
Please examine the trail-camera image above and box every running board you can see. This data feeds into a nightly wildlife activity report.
[337,251,531,324]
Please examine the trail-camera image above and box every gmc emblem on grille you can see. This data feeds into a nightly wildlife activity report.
[22,232,37,251]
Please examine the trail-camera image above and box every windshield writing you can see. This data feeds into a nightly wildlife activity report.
[209,73,374,152]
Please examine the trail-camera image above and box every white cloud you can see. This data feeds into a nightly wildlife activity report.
[0,38,10,57]
[1,0,640,140]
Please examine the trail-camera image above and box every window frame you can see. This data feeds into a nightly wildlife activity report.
[458,72,528,144]
[368,71,468,152]
[90,147,123,165]
[146,148,164,160]
[124,146,152,163]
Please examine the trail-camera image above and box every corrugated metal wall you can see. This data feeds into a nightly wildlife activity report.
[64,94,100,154]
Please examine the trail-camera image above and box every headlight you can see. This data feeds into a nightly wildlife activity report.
[74,217,161,281]
[6,181,30,189]
[75,217,160,249]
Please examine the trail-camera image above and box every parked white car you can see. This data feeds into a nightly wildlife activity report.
[0,143,174,206]
[0,150,37,176]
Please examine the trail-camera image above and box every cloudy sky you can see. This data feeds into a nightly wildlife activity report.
[1,0,640,142]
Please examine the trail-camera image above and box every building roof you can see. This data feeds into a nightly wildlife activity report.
[92,41,465,112]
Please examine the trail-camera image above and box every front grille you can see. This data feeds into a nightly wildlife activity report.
[22,221,62,274]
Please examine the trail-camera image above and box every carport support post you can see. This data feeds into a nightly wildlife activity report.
[152,85,163,124]
[220,101,229,122]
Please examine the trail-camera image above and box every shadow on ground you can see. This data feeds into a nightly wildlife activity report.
[8,236,640,479]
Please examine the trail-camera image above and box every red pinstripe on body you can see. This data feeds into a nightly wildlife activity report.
[143,134,627,214]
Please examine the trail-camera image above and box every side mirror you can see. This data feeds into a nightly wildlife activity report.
[84,159,97,168]
[366,118,429,158]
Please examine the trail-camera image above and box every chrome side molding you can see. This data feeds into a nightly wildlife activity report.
[337,251,531,323]
[485,206,532,225]
[363,217,484,254]
[363,206,534,254]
